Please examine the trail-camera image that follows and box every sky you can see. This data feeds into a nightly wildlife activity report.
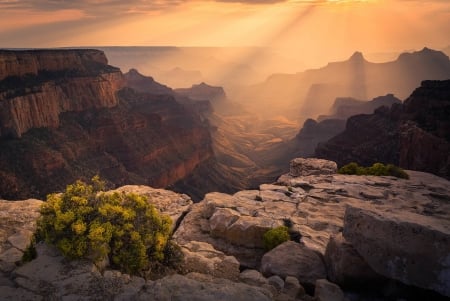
[0,0,449,66]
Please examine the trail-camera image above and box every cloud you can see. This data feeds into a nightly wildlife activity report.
[0,0,187,15]
[0,0,289,14]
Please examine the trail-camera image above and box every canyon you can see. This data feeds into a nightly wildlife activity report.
[0,50,218,200]
[1,49,450,202]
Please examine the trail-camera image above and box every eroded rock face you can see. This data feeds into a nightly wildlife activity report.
[0,49,123,138]
[343,205,450,297]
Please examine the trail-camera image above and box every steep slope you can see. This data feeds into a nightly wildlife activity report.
[316,80,450,179]
[235,48,450,120]
[0,50,215,200]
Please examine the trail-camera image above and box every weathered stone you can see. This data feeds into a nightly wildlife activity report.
[261,241,326,287]
[141,273,273,301]
[282,276,305,298]
[181,241,240,280]
[314,279,345,301]
[289,158,337,177]
[240,269,269,286]
[267,275,284,291]
[7,229,34,251]
[324,233,382,286]
[0,247,23,263]
[343,205,450,297]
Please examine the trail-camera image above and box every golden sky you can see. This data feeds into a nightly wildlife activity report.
[0,0,449,65]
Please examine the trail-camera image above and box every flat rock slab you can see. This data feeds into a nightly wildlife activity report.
[142,273,272,301]
[343,205,450,297]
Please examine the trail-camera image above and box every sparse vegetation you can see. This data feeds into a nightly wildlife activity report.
[36,176,181,275]
[338,162,409,179]
[263,226,290,251]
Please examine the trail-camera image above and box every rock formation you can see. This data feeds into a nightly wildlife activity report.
[0,158,449,300]
[0,50,217,200]
[0,49,123,138]
[316,80,450,179]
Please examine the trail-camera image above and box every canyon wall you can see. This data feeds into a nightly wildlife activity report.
[0,49,123,138]
[316,80,450,179]
[0,50,214,199]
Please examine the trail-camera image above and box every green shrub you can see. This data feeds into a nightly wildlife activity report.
[37,176,177,275]
[338,162,409,179]
[263,226,290,251]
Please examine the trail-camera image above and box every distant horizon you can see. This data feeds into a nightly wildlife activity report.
[1,0,449,69]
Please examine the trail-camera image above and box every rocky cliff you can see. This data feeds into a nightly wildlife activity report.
[1,158,449,300]
[0,50,215,200]
[316,80,450,179]
[0,49,124,138]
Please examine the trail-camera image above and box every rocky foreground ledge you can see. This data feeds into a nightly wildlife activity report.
[0,158,449,300]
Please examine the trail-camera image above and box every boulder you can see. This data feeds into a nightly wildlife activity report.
[267,275,284,291]
[289,158,337,177]
[282,276,305,298]
[314,279,345,301]
[324,233,382,286]
[343,205,450,297]
[240,269,269,287]
[180,241,240,280]
[260,241,326,287]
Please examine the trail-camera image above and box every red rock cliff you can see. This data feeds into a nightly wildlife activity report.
[0,50,215,200]
[0,49,123,138]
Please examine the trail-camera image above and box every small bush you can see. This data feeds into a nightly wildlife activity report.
[37,176,178,275]
[263,226,290,251]
[338,162,409,179]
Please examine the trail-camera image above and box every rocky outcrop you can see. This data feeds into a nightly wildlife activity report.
[174,158,450,299]
[1,158,450,300]
[123,68,173,95]
[0,49,123,138]
[316,80,450,179]
[343,205,450,297]
[289,158,337,177]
